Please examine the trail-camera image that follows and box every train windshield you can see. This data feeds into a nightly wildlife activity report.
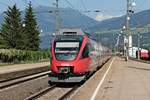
[55,41,80,61]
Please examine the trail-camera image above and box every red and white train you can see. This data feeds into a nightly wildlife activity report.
[129,47,150,60]
[48,29,111,83]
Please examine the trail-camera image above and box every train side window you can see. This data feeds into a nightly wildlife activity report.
[81,44,89,59]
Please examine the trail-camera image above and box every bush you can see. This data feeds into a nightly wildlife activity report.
[0,49,50,63]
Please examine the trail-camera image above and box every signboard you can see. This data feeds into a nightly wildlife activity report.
[56,42,79,48]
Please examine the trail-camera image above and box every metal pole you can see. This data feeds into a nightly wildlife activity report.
[126,0,130,30]
[137,33,140,59]
[136,16,141,60]
[132,46,133,57]
[116,34,120,54]
[55,0,61,33]
[124,0,131,61]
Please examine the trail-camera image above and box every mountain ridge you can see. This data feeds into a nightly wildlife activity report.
[0,6,150,48]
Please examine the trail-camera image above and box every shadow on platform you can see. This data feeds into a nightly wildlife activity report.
[127,66,150,71]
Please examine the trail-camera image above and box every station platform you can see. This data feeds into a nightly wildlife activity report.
[72,57,150,100]
[0,62,50,74]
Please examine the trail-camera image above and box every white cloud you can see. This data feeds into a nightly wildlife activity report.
[95,14,114,21]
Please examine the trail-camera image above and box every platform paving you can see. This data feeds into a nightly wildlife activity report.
[0,62,50,74]
[96,57,150,100]
[71,57,150,100]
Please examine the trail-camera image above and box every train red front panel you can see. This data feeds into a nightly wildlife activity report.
[50,35,91,74]
[50,58,90,74]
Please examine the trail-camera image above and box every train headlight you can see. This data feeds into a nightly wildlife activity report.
[59,67,70,74]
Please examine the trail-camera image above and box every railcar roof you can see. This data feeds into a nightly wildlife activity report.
[55,35,83,41]
[56,28,85,35]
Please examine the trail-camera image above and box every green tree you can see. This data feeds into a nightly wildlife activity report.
[0,34,5,48]
[0,5,24,49]
[24,2,40,51]
[144,24,150,28]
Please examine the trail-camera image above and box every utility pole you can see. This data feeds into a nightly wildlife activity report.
[124,0,130,61]
[115,33,121,54]
[136,18,141,59]
[124,0,135,61]
[55,0,61,33]
[137,33,140,59]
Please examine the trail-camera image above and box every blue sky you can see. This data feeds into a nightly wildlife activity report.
[0,0,150,21]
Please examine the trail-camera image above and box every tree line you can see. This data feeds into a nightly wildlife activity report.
[0,2,40,51]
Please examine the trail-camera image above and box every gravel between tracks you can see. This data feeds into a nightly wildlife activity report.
[0,75,49,100]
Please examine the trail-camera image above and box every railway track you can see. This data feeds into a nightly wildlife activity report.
[0,71,50,89]
[25,84,79,100]
[58,85,79,100]
[119,55,150,64]
[24,59,111,100]
[25,85,56,100]
[0,57,111,100]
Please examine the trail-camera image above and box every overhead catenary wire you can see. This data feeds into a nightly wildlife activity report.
[136,0,148,11]
[0,0,149,14]
[0,0,149,29]
[0,1,10,17]
[0,1,138,15]
[32,0,43,7]
[65,0,75,9]
[64,0,90,31]
[131,12,149,33]
[7,0,14,4]
[0,0,21,16]
[77,0,92,32]
[64,0,99,32]
[0,1,9,6]
[80,0,87,11]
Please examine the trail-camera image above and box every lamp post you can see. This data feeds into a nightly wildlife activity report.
[116,33,121,54]
[122,26,127,57]
[40,29,43,33]
[54,0,61,33]
[22,23,26,27]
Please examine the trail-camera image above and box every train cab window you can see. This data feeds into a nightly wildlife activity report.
[81,44,90,59]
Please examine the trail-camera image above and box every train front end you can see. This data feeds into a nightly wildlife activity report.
[48,29,90,83]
